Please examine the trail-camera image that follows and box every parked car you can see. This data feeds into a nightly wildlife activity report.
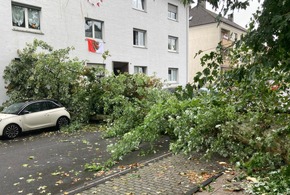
[0,99,70,139]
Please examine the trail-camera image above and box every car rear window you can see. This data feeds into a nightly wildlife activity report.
[45,101,61,109]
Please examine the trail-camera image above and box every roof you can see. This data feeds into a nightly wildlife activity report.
[189,5,246,32]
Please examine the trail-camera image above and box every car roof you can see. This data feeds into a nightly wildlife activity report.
[20,99,63,106]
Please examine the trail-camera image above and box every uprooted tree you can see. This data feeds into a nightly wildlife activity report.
[2,1,289,193]
[100,0,290,194]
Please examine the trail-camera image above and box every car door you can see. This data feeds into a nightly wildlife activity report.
[20,102,52,131]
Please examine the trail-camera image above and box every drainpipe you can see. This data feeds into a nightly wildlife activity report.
[186,4,189,85]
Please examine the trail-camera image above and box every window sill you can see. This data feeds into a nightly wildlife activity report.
[132,7,147,13]
[133,45,147,49]
[85,37,105,43]
[166,81,179,85]
[168,50,178,53]
[12,27,44,35]
[168,18,178,22]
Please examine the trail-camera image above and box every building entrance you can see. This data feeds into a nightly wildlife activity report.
[113,62,129,75]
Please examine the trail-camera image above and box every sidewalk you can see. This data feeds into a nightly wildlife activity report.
[67,153,247,195]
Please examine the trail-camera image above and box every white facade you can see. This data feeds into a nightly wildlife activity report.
[0,0,189,104]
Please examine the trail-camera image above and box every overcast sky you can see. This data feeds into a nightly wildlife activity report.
[231,1,263,28]
[191,1,264,28]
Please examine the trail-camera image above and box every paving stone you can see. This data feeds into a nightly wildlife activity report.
[74,154,247,195]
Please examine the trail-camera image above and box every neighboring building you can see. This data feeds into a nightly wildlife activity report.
[0,0,189,104]
[188,2,246,83]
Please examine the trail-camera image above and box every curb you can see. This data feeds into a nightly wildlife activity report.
[65,152,172,195]
[185,172,224,194]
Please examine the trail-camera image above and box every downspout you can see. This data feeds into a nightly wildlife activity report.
[186,5,189,84]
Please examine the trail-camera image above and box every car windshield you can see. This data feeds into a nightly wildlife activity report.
[1,102,26,114]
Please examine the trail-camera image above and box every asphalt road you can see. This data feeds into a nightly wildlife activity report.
[0,126,170,195]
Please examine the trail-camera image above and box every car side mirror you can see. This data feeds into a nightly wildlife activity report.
[21,110,30,115]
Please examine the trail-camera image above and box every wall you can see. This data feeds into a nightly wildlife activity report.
[188,21,245,83]
[188,23,219,83]
[0,0,188,104]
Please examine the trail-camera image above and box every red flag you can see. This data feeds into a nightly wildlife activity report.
[87,39,103,53]
[87,39,98,52]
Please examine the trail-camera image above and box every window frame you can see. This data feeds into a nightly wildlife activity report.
[132,0,146,11]
[11,2,41,32]
[168,36,178,52]
[133,29,146,47]
[168,68,178,83]
[85,18,104,40]
[134,66,147,74]
[168,3,178,21]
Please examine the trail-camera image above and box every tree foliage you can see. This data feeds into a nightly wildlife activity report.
[4,39,82,102]
[242,0,290,95]
[3,39,104,122]
[102,0,290,193]
[185,0,290,193]
[181,0,249,12]
[2,1,290,193]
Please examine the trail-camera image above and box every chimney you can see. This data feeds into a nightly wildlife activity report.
[228,13,234,22]
[198,0,206,8]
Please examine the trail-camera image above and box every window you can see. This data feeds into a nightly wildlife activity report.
[12,3,41,30]
[168,68,178,82]
[133,29,146,47]
[168,36,178,51]
[168,4,178,20]
[85,18,103,39]
[24,103,45,113]
[221,29,230,40]
[134,66,147,74]
[132,0,145,11]
[87,63,106,78]
[44,102,59,110]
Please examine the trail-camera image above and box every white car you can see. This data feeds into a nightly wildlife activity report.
[0,99,70,139]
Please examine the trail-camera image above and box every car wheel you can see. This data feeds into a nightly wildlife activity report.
[56,116,70,129]
[3,124,21,139]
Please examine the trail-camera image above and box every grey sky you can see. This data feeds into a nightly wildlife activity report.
[232,1,263,28]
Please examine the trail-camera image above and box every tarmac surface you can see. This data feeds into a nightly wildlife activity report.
[67,153,247,195]
[0,126,248,195]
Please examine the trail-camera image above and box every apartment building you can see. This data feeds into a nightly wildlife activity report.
[188,2,246,83]
[0,0,189,104]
